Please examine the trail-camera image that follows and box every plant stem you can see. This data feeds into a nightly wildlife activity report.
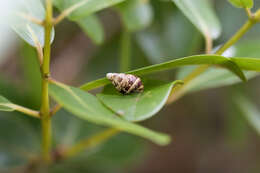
[167,18,257,103]
[62,128,119,159]
[215,20,255,55]
[40,0,53,162]
[204,31,212,54]
[120,30,131,72]
[12,104,40,118]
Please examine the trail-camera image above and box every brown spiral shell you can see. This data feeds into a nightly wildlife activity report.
[106,73,144,94]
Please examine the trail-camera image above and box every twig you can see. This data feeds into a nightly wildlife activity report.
[53,0,90,25]
[0,103,40,118]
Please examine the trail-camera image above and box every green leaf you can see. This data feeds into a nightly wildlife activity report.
[97,80,183,122]
[49,82,171,146]
[75,15,104,45]
[228,0,254,8]
[171,0,221,39]
[9,0,54,46]
[0,96,15,112]
[53,0,125,20]
[117,0,153,32]
[54,0,120,44]
[177,40,260,93]
[231,57,260,71]
[80,55,247,91]
[178,68,256,93]
[234,94,260,135]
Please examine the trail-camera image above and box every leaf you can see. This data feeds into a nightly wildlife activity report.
[228,0,254,8]
[231,57,260,71]
[0,96,15,112]
[9,0,55,46]
[75,15,104,45]
[234,94,260,135]
[179,69,257,93]
[49,82,171,146]
[54,0,120,44]
[171,0,221,39]
[97,80,183,122]
[176,40,260,92]
[53,0,125,20]
[117,0,153,32]
[80,55,247,91]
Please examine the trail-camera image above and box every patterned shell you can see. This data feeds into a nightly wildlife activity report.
[106,73,144,94]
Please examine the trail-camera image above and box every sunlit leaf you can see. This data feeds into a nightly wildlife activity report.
[117,0,153,32]
[234,94,260,135]
[228,0,254,8]
[171,0,221,39]
[97,80,183,122]
[0,96,15,112]
[9,0,54,46]
[49,82,171,146]
[75,15,104,45]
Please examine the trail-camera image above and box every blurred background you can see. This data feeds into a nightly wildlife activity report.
[0,0,260,172]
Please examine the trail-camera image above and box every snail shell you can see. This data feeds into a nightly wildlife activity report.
[106,73,144,94]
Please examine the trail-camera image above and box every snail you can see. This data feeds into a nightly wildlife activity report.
[106,73,144,94]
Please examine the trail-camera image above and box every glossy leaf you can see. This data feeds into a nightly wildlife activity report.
[97,80,183,122]
[9,0,54,46]
[75,15,104,44]
[117,0,153,32]
[0,96,15,112]
[53,0,125,20]
[234,94,260,135]
[81,55,247,91]
[228,0,254,8]
[171,0,221,39]
[49,82,171,146]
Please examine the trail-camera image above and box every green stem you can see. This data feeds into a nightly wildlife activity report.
[216,20,255,55]
[120,30,131,72]
[12,104,40,118]
[40,0,53,162]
